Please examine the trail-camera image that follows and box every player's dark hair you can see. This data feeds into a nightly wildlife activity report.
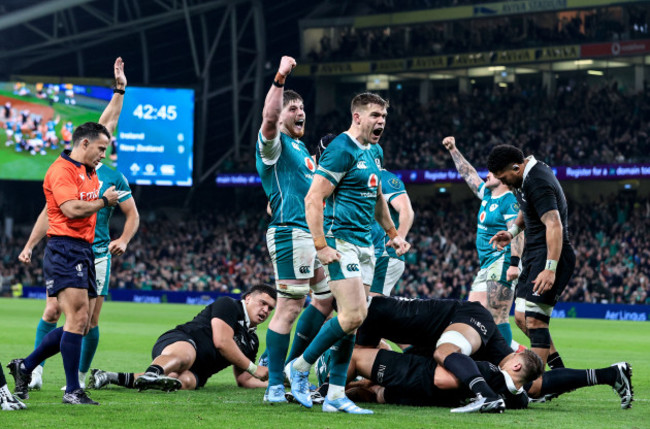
[243,284,277,301]
[72,122,111,147]
[519,349,544,384]
[315,133,337,163]
[350,92,389,113]
[283,90,303,108]
[487,144,525,174]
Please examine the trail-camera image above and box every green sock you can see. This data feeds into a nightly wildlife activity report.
[303,317,346,365]
[497,322,513,348]
[34,319,57,367]
[266,329,290,386]
[286,305,327,365]
[79,326,99,373]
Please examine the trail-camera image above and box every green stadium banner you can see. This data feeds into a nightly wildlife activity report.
[353,0,640,28]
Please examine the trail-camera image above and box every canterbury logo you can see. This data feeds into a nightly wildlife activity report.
[357,161,367,169]
[299,266,311,274]
[346,263,359,272]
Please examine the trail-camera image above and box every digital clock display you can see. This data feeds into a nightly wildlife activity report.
[118,86,194,186]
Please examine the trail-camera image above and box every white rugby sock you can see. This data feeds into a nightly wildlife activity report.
[293,356,311,373]
[327,384,345,400]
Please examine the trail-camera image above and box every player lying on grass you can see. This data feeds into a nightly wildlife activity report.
[354,296,634,410]
[315,346,542,410]
[0,363,26,411]
[88,285,276,391]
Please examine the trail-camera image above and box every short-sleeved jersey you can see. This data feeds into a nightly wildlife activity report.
[256,130,314,232]
[476,182,519,268]
[517,157,571,252]
[316,132,384,247]
[93,163,133,258]
[176,297,259,376]
[43,150,100,243]
[370,170,406,260]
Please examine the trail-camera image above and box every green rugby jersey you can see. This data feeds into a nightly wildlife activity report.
[370,169,406,260]
[94,163,132,258]
[255,130,315,232]
[476,182,519,269]
[316,132,383,247]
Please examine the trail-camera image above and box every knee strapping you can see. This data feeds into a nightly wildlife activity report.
[529,328,551,349]
[436,331,473,356]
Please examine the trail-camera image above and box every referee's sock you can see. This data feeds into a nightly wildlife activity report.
[34,319,58,367]
[444,353,499,400]
[540,367,618,396]
[286,305,327,364]
[60,331,83,393]
[24,327,64,373]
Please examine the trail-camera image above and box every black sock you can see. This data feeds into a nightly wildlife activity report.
[117,372,135,388]
[0,366,7,386]
[540,367,612,396]
[547,352,565,369]
[145,365,164,376]
[444,353,498,399]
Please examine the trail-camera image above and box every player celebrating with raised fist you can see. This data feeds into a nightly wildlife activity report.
[285,93,410,414]
[255,56,334,404]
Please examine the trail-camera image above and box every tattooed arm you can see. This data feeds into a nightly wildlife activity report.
[506,218,524,282]
[442,136,484,198]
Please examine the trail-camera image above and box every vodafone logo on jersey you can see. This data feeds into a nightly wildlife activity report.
[305,157,316,172]
[479,211,486,223]
[368,173,378,188]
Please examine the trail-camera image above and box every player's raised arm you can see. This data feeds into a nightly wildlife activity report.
[442,136,484,198]
[260,56,296,141]
[18,205,48,264]
[98,57,127,135]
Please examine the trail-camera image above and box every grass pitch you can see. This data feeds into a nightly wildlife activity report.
[0,298,647,428]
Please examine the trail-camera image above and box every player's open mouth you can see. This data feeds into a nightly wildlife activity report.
[372,128,383,137]
[295,119,304,129]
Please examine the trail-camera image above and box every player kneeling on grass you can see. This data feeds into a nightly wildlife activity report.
[0,363,26,411]
[89,285,276,391]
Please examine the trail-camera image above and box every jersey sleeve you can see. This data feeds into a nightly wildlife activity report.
[383,172,406,203]
[257,128,282,165]
[315,140,354,186]
[527,181,559,219]
[115,172,133,203]
[48,166,79,207]
[210,298,240,330]
[501,194,520,224]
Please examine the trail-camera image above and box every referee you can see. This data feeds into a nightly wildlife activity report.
[487,145,576,368]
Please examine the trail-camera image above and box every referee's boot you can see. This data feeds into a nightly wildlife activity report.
[62,388,99,405]
[7,359,31,400]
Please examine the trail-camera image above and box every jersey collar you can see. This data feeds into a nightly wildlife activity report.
[240,300,256,333]
[522,155,537,184]
[499,368,524,395]
[344,132,370,150]
[61,149,95,176]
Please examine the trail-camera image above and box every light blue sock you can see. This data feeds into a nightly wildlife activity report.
[266,329,290,386]
[79,326,100,373]
[302,317,346,365]
[34,319,57,367]
[497,322,513,348]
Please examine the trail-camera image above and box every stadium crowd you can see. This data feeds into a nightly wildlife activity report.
[1,193,648,305]
[312,82,650,170]
[306,8,643,63]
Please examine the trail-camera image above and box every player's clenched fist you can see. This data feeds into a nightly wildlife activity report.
[442,136,456,151]
[278,56,297,77]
